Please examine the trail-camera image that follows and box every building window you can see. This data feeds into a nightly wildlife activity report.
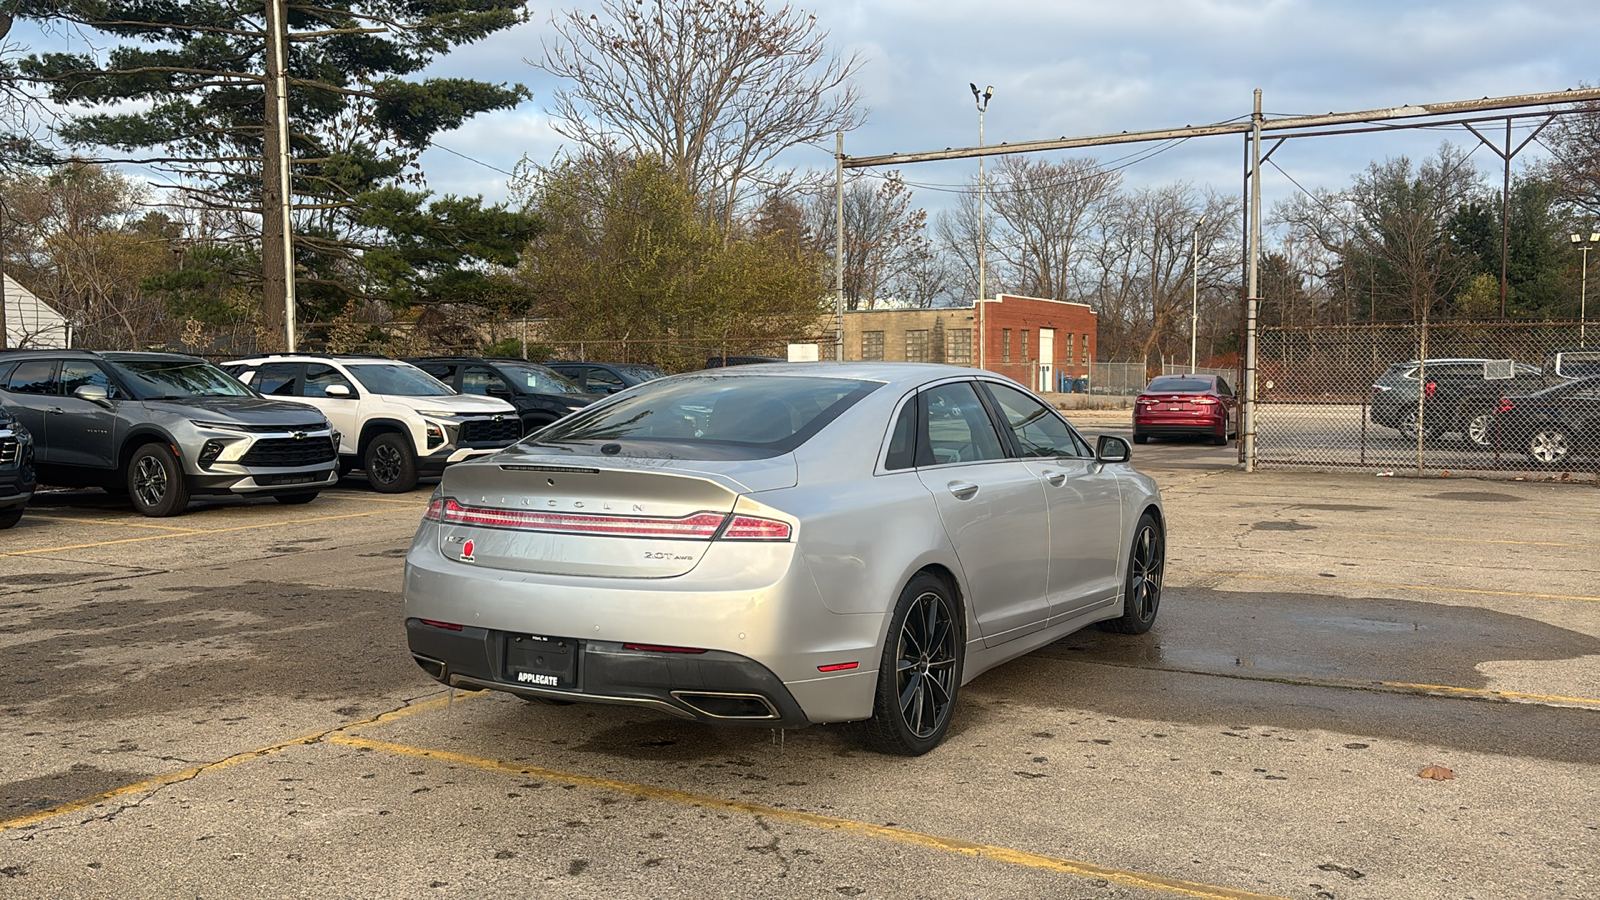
[946,328,972,365]
[861,330,884,360]
[905,329,930,363]
[1001,329,1012,363]
[1065,333,1075,364]
[1021,329,1030,363]
[1082,334,1091,364]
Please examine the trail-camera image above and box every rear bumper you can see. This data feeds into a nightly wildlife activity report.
[1133,411,1226,435]
[407,619,811,726]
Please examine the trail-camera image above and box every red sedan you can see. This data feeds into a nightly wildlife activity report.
[1133,374,1238,445]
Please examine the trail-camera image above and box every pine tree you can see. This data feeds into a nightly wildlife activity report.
[17,0,536,349]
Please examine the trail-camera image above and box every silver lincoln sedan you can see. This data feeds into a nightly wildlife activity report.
[403,363,1164,755]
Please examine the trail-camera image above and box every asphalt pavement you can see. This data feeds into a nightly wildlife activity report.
[1,434,1596,900]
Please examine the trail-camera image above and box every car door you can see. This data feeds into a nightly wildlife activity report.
[913,380,1051,646]
[980,381,1124,620]
[51,360,121,469]
[1215,376,1238,433]
[301,363,361,455]
[1,359,59,462]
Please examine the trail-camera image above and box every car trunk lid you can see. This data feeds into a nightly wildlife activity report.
[431,449,796,578]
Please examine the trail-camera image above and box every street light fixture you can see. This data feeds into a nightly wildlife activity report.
[971,82,992,369]
[1572,231,1599,347]
[1191,215,1207,373]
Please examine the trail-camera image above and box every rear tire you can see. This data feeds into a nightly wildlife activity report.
[363,432,418,493]
[1465,410,1497,448]
[0,507,22,529]
[127,443,190,518]
[1398,409,1434,442]
[1210,427,1228,446]
[1098,512,1164,635]
[1132,432,1149,445]
[854,572,964,756]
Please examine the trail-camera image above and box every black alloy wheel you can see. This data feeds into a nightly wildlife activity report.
[856,573,964,756]
[1466,409,1498,448]
[127,443,190,517]
[1398,408,1434,442]
[363,432,418,493]
[1098,512,1164,634]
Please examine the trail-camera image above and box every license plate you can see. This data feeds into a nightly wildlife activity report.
[1169,404,1183,411]
[503,633,579,689]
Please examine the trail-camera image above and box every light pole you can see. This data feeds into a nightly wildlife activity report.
[970,82,992,369]
[1190,214,1206,373]
[1572,231,1599,347]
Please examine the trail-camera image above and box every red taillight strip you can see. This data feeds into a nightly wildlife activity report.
[817,661,859,672]
[721,515,792,541]
[437,498,727,539]
[419,619,463,631]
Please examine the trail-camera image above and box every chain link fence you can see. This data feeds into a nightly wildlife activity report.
[1088,361,1238,396]
[1254,322,1600,475]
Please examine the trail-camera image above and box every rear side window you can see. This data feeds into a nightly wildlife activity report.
[884,395,919,471]
[253,362,302,396]
[532,375,880,459]
[4,360,57,395]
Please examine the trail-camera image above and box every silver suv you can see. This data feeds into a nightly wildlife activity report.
[0,350,339,516]
[223,355,520,493]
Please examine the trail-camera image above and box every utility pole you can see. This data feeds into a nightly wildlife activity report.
[1244,89,1262,473]
[1191,214,1206,372]
[262,0,297,352]
[971,83,992,370]
[835,131,845,362]
[0,199,7,351]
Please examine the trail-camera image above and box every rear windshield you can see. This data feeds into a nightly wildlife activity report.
[529,374,881,459]
[1145,377,1212,393]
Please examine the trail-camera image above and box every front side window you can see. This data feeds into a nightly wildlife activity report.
[344,363,453,396]
[983,382,1086,458]
[59,361,120,399]
[461,366,505,396]
[532,375,880,459]
[304,363,357,398]
[918,382,1006,466]
[114,359,255,398]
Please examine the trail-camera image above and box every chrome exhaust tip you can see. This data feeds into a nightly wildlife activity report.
[670,691,780,720]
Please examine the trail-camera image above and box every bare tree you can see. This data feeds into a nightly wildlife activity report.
[536,0,864,230]
[808,172,930,309]
[986,156,1120,301]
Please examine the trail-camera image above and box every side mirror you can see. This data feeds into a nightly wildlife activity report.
[323,384,352,398]
[1095,434,1131,463]
[73,384,112,407]
[486,384,513,398]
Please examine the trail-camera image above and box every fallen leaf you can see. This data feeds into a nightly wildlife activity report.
[1418,764,1454,780]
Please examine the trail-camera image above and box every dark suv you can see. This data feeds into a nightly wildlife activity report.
[545,361,667,396]
[0,404,35,528]
[0,350,339,516]
[406,357,602,434]
[1370,359,1549,447]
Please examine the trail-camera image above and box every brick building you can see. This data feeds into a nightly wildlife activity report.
[832,293,1096,392]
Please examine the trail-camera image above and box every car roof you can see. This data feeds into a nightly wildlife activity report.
[0,349,207,363]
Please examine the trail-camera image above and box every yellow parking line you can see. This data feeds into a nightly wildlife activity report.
[3,510,411,557]
[1185,571,1600,604]
[1252,530,1600,551]
[330,734,1289,900]
[1381,682,1600,706]
[0,693,463,832]
[24,515,198,532]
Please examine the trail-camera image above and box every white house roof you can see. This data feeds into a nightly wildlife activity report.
[3,274,69,349]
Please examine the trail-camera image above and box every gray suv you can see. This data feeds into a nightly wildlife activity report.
[0,350,339,516]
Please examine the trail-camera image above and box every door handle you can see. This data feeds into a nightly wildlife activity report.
[946,481,979,500]
[1042,470,1066,486]
[48,407,66,415]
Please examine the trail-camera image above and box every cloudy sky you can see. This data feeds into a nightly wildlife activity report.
[405,0,1600,216]
[24,1,1600,216]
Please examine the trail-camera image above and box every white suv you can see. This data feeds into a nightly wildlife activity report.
[223,355,520,492]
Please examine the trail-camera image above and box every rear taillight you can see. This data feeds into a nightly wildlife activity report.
[720,515,792,541]
[419,619,463,631]
[1135,397,1158,405]
[422,497,791,542]
[1191,396,1218,405]
[1424,381,1437,398]
[1498,399,1515,414]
